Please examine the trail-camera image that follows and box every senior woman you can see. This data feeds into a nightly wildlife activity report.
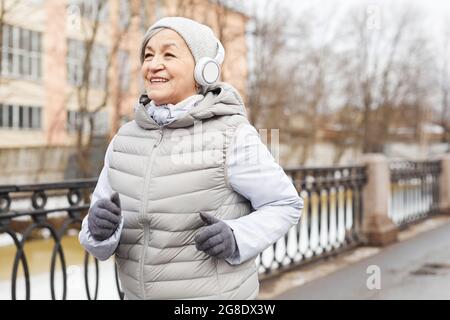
[79,17,303,300]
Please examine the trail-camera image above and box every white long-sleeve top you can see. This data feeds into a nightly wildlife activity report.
[79,99,303,265]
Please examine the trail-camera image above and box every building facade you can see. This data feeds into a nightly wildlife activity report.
[0,0,248,183]
[0,0,248,148]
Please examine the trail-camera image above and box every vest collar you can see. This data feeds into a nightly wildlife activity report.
[134,82,247,130]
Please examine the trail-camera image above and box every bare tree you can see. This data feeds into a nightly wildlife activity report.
[168,0,196,17]
[288,5,346,164]
[245,1,348,165]
[51,0,136,178]
[245,1,294,127]
[438,21,450,150]
[164,0,247,86]
[243,2,436,165]
[345,5,433,154]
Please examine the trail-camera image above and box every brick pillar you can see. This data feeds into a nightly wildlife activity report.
[438,154,450,215]
[44,0,67,145]
[361,154,398,246]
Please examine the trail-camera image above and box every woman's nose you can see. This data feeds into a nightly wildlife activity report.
[148,55,164,71]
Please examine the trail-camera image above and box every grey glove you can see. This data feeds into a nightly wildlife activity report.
[194,212,238,259]
[88,192,121,241]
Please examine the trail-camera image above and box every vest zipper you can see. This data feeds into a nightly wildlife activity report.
[139,127,164,299]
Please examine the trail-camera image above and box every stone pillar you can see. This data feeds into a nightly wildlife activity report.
[438,154,450,215]
[361,154,398,246]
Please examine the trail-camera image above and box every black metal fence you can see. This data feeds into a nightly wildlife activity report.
[0,168,367,299]
[389,161,441,227]
[1,160,442,298]
[0,179,123,300]
[256,166,367,278]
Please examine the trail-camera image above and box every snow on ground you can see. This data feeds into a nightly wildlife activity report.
[0,259,120,300]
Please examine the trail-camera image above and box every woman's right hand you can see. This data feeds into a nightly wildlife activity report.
[88,192,122,241]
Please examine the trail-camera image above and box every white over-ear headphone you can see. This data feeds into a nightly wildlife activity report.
[194,40,225,87]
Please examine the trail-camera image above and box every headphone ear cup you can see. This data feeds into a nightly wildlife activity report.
[194,57,220,86]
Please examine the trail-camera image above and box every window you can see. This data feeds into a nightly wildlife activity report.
[118,50,130,91]
[68,0,109,22]
[119,0,131,30]
[67,39,108,89]
[0,104,42,130]
[155,0,164,20]
[67,39,84,87]
[1,24,42,80]
[18,105,23,128]
[6,105,13,128]
[93,111,108,136]
[10,105,16,128]
[32,107,41,129]
[67,110,79,133]
[91,45,108,89]
[22,106,29,128]
[67,110,109,135]
[139,0,150,32]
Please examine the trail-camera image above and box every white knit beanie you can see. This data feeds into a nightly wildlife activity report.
[140,16,223,70]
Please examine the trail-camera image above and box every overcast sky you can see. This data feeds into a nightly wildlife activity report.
[244,0,450,38]
[242,0,450,68]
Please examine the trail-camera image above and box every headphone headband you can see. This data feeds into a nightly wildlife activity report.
[215,40,225,65]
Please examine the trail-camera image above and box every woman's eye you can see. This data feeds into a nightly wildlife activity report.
[165,53,175,57]
[144,53,153,59]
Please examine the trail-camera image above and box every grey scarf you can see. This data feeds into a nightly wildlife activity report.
[145,94,204,126]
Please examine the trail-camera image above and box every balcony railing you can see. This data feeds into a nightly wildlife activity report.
[0,159,444,299]
[389,161,441,227]
[0,179,123,300]
[256,166,367,278]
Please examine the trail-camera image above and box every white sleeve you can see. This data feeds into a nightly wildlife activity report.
[78,135,124,261]
[223,124,304,265]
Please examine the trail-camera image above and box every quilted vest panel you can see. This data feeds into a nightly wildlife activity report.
[108,114,259,299]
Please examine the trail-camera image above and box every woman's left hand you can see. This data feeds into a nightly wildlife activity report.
[194,212,237,259]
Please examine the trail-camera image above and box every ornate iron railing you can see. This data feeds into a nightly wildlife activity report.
[389,161,441,227]
[1,160,444,298]
[0,179,124,300]
[0,164,402,297]
[256,166,367,278]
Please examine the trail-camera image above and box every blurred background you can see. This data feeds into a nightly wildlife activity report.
[1,0,450,300]
[1,0,450,184]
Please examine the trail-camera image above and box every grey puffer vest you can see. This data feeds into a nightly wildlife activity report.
[108,83,259,299]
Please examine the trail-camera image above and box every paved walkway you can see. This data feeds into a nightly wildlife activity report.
[273,217,450,299]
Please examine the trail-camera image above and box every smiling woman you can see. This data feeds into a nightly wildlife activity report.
[141,29,198,106]
[78,16,303,300]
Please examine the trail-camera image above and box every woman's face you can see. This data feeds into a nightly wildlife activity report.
[141,29,198,105]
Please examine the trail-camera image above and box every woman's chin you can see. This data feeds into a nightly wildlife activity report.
[147,93,170,105]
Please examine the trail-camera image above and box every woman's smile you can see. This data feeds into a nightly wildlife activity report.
[148,76,170,86]
[149,80,169,86]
